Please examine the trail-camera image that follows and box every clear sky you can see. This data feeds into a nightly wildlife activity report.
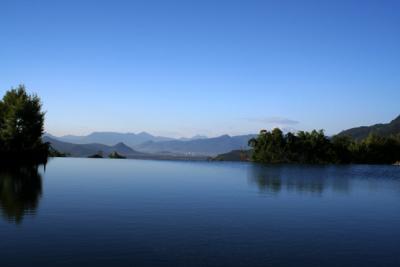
[1,0,399,138]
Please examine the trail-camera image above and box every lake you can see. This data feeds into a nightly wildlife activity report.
[1,158,399,267]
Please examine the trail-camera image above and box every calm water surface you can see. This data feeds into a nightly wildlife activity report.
[1,158,400,267]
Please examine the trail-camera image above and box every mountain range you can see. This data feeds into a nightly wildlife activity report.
[43,133,256,157]
[51,132,174,147]
[43,136,210,160]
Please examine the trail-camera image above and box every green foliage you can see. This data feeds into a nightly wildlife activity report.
[0,85,48,163]
[249,128,400,164]
[349,133,400,164]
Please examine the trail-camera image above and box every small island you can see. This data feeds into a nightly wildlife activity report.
[88,152,104,158]
[247,128,400,164]
[108,151,126,159]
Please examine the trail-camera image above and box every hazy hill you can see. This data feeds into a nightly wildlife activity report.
[135,134,256,156]
[53,132,174,147]
[43,136,144,157]
[213,150,252,162]
[179,135,208,141]
[338,115,400,140]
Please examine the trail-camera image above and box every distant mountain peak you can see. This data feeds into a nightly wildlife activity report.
[114,142,129,148]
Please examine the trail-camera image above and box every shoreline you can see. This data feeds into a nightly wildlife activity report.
[46,156,400,166]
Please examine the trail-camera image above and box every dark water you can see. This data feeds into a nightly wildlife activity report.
[1,158,400,267]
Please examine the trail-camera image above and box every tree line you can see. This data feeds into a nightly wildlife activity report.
[0,85,49,164]
[248,128,400,164]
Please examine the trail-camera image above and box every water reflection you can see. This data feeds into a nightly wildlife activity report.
[248,164,352,195]
[0,165,43,224]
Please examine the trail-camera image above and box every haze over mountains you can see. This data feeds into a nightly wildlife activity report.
[53,132,174,147]
[44,132,255,157]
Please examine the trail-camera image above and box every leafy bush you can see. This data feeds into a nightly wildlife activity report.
[249,128,400,164]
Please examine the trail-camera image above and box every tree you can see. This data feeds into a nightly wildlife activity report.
[0,85,48,163]
[331,135,353,163]
[249,128,400,164]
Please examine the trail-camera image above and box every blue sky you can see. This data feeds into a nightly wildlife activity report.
[1,0,399,137]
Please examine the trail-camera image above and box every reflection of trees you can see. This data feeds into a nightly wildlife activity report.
[248,165,350,195]
[248,166,283,193]
[285,174,324,194]
[0,165,43,224]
